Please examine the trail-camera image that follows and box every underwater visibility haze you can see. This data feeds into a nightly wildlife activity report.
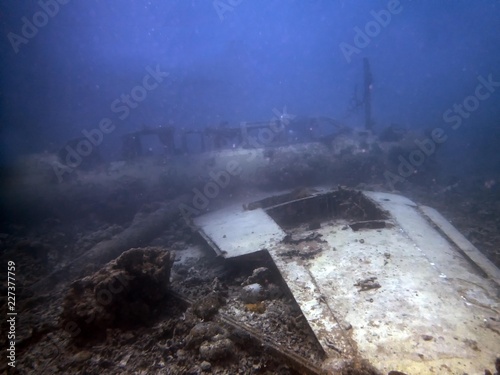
[0,1,500,374]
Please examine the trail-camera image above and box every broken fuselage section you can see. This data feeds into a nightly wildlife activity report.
[193,187,500,374]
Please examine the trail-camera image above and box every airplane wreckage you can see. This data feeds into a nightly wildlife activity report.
[4,59,500,374]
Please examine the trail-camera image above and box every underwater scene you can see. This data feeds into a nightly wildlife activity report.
[0,1,499,374]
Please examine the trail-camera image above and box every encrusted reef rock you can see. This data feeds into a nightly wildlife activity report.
[191,291,226,320]
[61,247,173,343]
[185,322,235,361]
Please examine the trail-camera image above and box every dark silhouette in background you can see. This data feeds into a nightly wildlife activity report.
[0,0,499,180]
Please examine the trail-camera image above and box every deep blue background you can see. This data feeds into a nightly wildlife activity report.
[1,0,499,177]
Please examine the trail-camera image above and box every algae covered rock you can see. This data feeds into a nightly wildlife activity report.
[60,247,173,343]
